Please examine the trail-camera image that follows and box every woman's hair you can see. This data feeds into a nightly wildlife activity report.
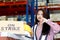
[35,9,50,35]
[35,9,48,24]
[42,22,50,35]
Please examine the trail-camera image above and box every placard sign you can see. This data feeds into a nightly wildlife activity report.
[0,21,24,34]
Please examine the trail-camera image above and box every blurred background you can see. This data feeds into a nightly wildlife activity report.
[0,0,60,40]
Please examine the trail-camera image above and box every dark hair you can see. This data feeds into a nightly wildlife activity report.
[35,9,50,35]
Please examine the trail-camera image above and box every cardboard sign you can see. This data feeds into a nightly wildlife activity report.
[0,21,24,34]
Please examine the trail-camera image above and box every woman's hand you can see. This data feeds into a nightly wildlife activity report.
[43,18,48,23]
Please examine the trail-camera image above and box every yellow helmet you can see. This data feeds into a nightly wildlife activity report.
[23,21,33,36]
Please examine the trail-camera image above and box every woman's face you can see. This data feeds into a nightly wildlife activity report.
[37,10,44,22]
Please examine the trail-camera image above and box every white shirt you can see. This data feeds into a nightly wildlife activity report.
[41,35,46,40]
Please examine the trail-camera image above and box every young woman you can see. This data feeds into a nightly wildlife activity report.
[33,9,60,40]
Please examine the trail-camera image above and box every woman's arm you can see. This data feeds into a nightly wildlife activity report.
[46,19,60,33]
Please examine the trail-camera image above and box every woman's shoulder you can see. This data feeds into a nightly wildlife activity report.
[33,24,38,28]
[32,24,38,30]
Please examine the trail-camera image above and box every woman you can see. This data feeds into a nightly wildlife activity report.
[33,9,60,40]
